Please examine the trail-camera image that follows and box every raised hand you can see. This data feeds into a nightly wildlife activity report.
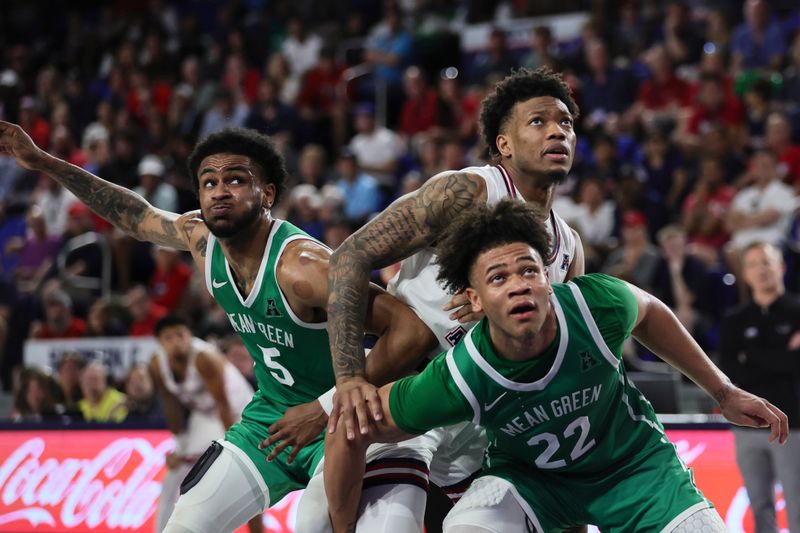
[0,120,47,170]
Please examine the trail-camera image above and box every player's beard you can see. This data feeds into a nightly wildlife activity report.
[202,202,263,239]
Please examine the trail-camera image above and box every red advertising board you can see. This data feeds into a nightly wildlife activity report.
[0,428,788,532]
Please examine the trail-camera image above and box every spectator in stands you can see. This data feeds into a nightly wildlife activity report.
[98,128,140,190]
[244,77,298,144]
[731,0,786,72]
[602,210,662,293]
[323,216,353,250]
[399,66,438,139]
[55,351,84,409]
[224,335,258,390]
[335,148,382,224]
[31,288,87,339]
[125,284,167,337]
[32,175,77,238]
[297,46,346,151]
[149,246,192,311]
[281,16,323,85]
[18,96,49,149]
[560,176,616,270]
[653,225,712,343]
[659,0,704,66]
[435,68,481,142]
[49,124,86,169]
[219,52,260,105]
[682,156,736,266]
[681,73,745,152]
[285,184,324,241]
[363,3,414,125]
[11,367,61,422]
[10,204,62,292]
[521,26,558,70]
[703,8,732,59]
[726,150,797,299]
[294,144,329,189]
[264,52,299,106]
[85,298,126,337]
[765,112,800,186]
[781,34,800,108]
[133,155,177,212]
[742,77,774,151]
[578,39,636,127]
[636,129,689,235]
[348,102,405,196]
[719,242,800,533]
[629,44,690,130]
[81,123,111,175]
[78,360,127,422]
[198,88,249,140]
[469,28,518,87]
[178,56,218,120]
[123,363,164,423]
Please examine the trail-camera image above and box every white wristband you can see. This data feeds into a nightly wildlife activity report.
[317,386,336,416]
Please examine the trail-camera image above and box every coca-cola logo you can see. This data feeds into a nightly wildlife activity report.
[0,437,173,530]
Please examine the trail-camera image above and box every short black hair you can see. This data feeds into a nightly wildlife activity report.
[154,313,193,337]
[187,128,288,206]
[435,200,552,294]
[480,67,579,159]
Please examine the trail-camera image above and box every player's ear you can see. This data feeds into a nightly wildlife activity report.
[496,133,511,158]
[465,287,482,314]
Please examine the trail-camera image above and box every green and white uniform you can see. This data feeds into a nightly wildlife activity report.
[205,220,334,504]
[390,274,712,532]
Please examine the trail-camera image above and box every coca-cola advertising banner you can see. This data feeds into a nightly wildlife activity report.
[0,430,299,533]
[0,428,788,532]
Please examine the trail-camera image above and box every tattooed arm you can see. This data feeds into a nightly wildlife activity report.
[0,120,188,250]
[327,170,486,437]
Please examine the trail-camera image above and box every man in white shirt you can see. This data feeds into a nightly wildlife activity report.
[725,150,797,298]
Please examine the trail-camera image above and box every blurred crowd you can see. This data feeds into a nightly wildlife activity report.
[2,0,800,422]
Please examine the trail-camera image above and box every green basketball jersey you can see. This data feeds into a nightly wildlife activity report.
[205,219,335,423]
[447,281,664,474]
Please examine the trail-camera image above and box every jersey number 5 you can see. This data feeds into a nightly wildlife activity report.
[260,346,295,386]
[526,416,595,469]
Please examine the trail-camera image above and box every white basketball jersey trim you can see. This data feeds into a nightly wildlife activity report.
[565,282,620,369]
[272,234,329,330]
[445,347,481,425]
[462,294,569,392]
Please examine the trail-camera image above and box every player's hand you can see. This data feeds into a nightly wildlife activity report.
[443,291,483,324]
[165,451,182,470]
[0,120,47,170]
[259,400,328,464]
[328,376,381,440]
[718,384,789,444]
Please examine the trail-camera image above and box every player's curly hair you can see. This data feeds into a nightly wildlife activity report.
[188,128,288,206]
[435,200,552,294]
[479,67,579,159]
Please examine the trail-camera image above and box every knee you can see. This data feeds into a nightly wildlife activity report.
[294,476,331,533]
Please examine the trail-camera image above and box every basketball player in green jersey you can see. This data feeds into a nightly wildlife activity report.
[324,200,789,533]
[0,121,435,532]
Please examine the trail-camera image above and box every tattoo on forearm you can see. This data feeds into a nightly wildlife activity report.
[40,158,184,248]
[327,172,482,379]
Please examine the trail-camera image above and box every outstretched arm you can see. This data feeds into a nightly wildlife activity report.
[0,120,188,250]
[327,171,486,437]
[629,282,789,443]
[325,383,412,533]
